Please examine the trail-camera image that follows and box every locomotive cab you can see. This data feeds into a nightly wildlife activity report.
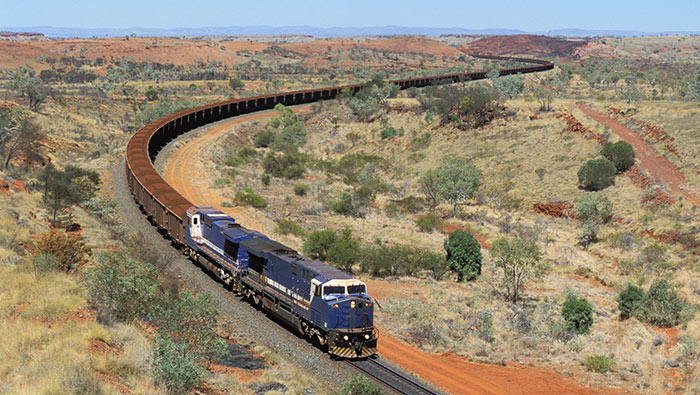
[317,279,377,358]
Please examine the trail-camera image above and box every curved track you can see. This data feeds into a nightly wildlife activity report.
[125,54,553,389]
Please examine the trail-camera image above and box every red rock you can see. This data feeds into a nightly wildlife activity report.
[10,180,26,192]
[0,179,9,195]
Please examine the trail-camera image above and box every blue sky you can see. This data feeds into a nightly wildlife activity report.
[1,0,699,32]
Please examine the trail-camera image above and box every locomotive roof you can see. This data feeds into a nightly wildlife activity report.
[240,238,296,256]
[222,226,266,240]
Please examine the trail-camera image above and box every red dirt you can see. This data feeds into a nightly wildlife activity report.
[377,332,620,395]
[533,201,575,218]
[0,179,8,195]
[10,180,26,192]
[554,110,608,146]
[88,339,121,356]
[463,35,587,58]
[578,105,700,208]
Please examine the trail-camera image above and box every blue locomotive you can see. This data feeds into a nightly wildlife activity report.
[184,206,377,358]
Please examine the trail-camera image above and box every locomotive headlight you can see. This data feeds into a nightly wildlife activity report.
[332,304,338,308]
[343,335,349,341]
[350,301,356,308]
[364,334,370,340]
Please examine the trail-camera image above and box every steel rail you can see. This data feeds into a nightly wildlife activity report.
[347,358,440,395]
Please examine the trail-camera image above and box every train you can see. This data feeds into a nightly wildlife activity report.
[125,54,553,358]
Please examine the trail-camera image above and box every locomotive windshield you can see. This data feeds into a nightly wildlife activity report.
[347,284,366,294]
[323,286,345,296]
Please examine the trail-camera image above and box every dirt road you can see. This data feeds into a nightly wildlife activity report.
[161,107,622,395]
[578,105,700,207]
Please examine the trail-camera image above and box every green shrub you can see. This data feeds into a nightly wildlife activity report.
[85,252,159,322]
[636,280,684,327]
[224,147,256,167]
[562,295,594,335]
[303,228,359,272]
[322,153,385,184]
[359,243,446,278]
[336,374,383,395]
[415,212,442,232]
[444,230,482,281]
[233,188,267,209]
[153,335,204,395]
[293,183,310,196]
[253,129,276,147]
[380,126,404,140]
[154,292,227,361]
[575,192,612,247]
[490,237,542,303]
[276,219,306,237]
[577,158,617,191]
[261,173,271,186]
[601,141,635,172]
[330,192,355,215]
[262,150,306,179]
[582,355,615,373]
[393,196,426,213]
[617,283,644,320]
[355,176,390,205]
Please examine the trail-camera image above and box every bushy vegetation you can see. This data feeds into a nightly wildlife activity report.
[153,335,204,395]
[359,243,447,279]
[276,219,306,237]
[577,158,617,191]
[418,84,500,128]
[422,157,480,216]
[35,230,89,272]
[223,146,256,167]
[575,192,612,247]
[635,280,685,327]
[348,76,399,120]
[491,237,542,303]
[233,188,268,209]
[562,294,594,335]
[262,150,306,179]
[414,211,443,232]
[617,283,645,320]
[0,107,43,169]
[85,252,159,322]
[38,164,101,224]
[330,192,355,215]
[601,141,635,172]
[582,355,615,373]
[444,230,482,282]
[293,183,310,196]
[336,374,383,395]
[303,228,360,272]
[491,73,525,99]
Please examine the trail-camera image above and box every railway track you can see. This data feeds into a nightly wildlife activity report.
[347,358,440,395]
[125,53,553,391]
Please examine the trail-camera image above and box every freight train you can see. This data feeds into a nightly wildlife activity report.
[125,54,553,358]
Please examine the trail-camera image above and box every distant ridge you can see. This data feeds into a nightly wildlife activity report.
[1,25,698,39]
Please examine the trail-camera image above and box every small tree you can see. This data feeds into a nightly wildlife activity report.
[619,83,641,112]
[304,228,359,272]
[419,169,440,209]
[601,141,635,172]
[434,157,481,217]
[577,158,617,191]
[490,237,542,303]
[0,109,43,169]
[534,86,554,112]
[562,294,594,335]
[575,192,612,247]
[85,252,159,322]
[617,283,644,320]
[443,230,482,281]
